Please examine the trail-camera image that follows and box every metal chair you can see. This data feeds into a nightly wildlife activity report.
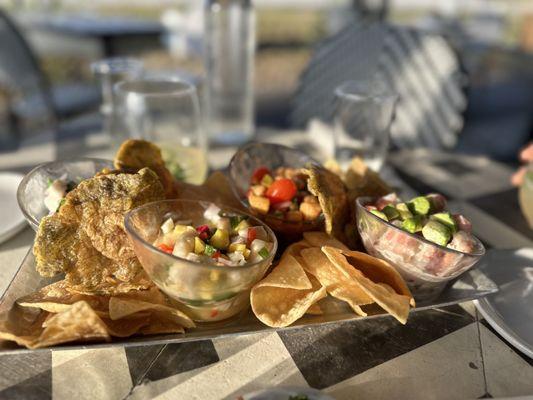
[289,21,468,149]
[0,8,57,147]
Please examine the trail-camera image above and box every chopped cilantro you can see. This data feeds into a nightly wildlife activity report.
[258,247,269,259]
[46,178,54,187]
[204,244,216,257]
[230,215,246,230]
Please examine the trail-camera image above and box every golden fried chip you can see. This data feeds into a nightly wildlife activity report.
[139,319,184,335]
[33,215,78,277]
[34,301,111,348]
[306,303,323,315]
[322,246,414,324]
[344,157,392,198]
[66,168,165,261]
[101,317,149,338]
[114,139,176,198]
[250,254,326,327]
[304,166,349,242]
[302,232,349,251]
[0,306,48,348]
[300,247,372,316]
[17,281,109,316]
[108,297,195,329]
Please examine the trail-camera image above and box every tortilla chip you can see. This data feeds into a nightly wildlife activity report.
[250,255,326,328]
[139,319,185,335]
[0,306,48,348]
[114,139,176,198]
[304,166,349,242]
[17,281,109,316]
[300,247,373,316]
[322,247,414,324]
[302,232,349,251]
[101,317,149,338]
[34,301,111,348]
[108,297,195,329]
[306,303,323,315]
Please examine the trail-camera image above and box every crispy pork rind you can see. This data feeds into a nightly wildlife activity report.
[64,167,165,261]
[114,139,176,198]
[304,165,349,242]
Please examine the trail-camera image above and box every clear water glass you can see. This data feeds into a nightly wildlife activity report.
[114,79,208,184]
[91,58,144,150]
[334,81,398,171]
[204,0,255,145]
[519,164,533,228]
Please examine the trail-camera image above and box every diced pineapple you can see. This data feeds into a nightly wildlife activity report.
[248,193,270,215]
[234,219,250,232]
[286,210,303,222]
[243,248,251,259]
[251,184,266,196]
[210,228,229,250]
[300,202,322,221]
[229,243,247,253]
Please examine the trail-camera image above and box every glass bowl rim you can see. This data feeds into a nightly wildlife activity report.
[228,141,324,226]
[356,196,486,257]
[124,198,279,271]
[17,157,114,231]
[114,78,197,99]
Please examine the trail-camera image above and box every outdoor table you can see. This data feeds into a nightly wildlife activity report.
[21,14,164,57]
[0,129,532,400]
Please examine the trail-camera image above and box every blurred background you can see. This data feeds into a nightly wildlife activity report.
[1,0,533,163]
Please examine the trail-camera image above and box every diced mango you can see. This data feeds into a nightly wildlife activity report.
[248,193,270,215]
[300,201,322,221]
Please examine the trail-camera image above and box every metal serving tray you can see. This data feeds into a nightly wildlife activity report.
[0,249,498,355]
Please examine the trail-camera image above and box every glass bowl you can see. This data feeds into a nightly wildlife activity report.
[356,197,485,302]
[228,142,323,243]
[17,158,114,231]
[125,199,278,322]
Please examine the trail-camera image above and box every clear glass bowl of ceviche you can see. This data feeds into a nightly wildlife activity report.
[17,158,114,231]
[356,194,485,302]
[229,142,324,243]
[125,199,278,321]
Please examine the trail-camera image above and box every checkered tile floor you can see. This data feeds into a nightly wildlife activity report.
[0,133,532,399]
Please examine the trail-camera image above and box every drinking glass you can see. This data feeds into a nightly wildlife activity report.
[519,164,533,228]
[114,79,208,184]
[333,80,398,171]
[91,58,144,151]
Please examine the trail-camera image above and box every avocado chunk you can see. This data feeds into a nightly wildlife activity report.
[382,205,400,221]
[407,196,431,216]
[210,228,229,250]
[401,215,425,233]
[396,202,413,220]
[422,220,452,246]
[194,237,206,254]
[431,212,457,234]
[370,209,388,221]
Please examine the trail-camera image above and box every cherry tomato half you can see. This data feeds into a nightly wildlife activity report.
[265,178,297,204]
[251,167,271,184]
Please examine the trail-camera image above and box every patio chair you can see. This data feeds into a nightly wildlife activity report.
[289,21,468,149]
[0,9,100,148]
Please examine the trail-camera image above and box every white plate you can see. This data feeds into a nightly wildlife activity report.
[241,387,334,400]
[474,248,533,359]
[0,172,26,244]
